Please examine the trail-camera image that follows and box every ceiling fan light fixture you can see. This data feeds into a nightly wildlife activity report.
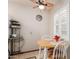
[39,5,45,10]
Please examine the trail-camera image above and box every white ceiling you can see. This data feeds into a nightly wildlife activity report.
[9,0,69,7]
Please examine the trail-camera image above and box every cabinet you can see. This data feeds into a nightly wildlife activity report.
[9,20,24,55]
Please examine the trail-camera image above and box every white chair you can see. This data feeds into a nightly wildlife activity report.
[52,41,69,59]
[37,47,48,59]
[37,40,69,59]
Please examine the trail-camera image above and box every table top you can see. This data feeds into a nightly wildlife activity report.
[37,39,57,48]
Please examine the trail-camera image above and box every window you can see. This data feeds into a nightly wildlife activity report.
[54,5,69,40]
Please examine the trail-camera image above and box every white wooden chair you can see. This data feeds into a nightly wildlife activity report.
[37,40,69,59]
[52,41,69,59]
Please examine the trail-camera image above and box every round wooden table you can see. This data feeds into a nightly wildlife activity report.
[37,39,57,59]
[37,39,57,48]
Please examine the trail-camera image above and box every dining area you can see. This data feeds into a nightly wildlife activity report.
[8,0,70,59]
[37,35,69,59]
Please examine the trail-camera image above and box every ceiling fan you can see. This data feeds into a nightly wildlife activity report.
[30,0,54,10]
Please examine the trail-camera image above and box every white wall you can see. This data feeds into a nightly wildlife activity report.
[9,0,69,52]
[9,2,51,52]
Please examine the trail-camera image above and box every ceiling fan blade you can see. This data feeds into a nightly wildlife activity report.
[46,2,54,7]
[30,0,38,8]
[45,2,54,10]
[30,0,36,3]
[42,0,48,4]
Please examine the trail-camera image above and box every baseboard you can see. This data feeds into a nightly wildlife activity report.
[11,49,42,56]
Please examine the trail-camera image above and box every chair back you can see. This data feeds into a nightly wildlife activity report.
[52,41,69,59]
